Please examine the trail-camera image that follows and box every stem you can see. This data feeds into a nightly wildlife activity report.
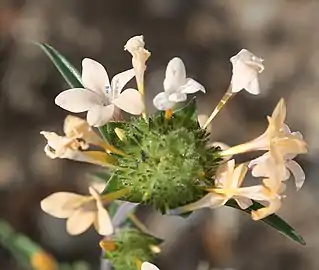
[203,87,235,129]
[100,188,130,203]
[127,213,151,235]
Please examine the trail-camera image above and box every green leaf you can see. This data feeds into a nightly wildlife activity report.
[36,43,83,88]
[226,200,306,245]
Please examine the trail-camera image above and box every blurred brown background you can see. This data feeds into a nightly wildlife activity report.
[0,0,319,269]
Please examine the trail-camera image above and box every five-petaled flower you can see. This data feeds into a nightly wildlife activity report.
[230,49,264,95]
[41,186,113,235]
[40,116,116,166]
[55,58,144,127]
[221,99,307,165]
[153,57,205,111]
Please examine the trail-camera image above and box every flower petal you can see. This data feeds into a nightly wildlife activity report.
[141,262,160,270]
[41,192,85,218]
[168,92,187,103]
[286,160,305,190]
[86,104,115,127]
[163,57,186,93]
[66,209,96,235]
[110,69,135,100]
[55,89,101,113]
[251,199,282,220]
[231,163,248,188]
[153,92,175,111]
[112,88,144,115]
[169,193,226,215]
[94,203,114,236]
[234,197,252,209]
[236,185,268,201]
[82,58,110,97]
[245,76,260,95]
[179,78,206,94]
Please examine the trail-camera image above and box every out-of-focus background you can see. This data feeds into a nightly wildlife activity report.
[0,0,319,269]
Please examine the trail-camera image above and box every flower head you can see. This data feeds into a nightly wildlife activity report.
[230,49,264,95]
[55,58,144,127]
[153,57,205,110]
[41,187,113,235]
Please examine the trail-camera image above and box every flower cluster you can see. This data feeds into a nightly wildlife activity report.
[39,36,307,269]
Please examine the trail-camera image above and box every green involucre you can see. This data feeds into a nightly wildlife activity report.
[107,106,222,212]
[104,228,160,270]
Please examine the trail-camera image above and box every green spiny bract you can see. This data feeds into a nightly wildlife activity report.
[106,101,222,212]
[104,228,159,270]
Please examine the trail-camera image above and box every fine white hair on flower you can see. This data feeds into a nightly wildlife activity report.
[230,49,264,95]
[55,58,144,127]
[141,262,160,270]
[153,57,205,111]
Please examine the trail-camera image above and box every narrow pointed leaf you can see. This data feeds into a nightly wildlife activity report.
[226,200,305,245]
[36,43,83,88]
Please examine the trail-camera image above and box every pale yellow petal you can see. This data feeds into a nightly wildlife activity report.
[170,193,226,215]
[41,192,86,218]
[94,202,114,236]
[271,98,286,128]
[66,209,96,235]
[251,199,282,220]
[231,163,248,188]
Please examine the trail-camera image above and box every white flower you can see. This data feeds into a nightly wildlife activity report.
[124,35,150,94]
[153,57,206,111]
[41,187,113,235]
[230,49,264,95]
[141,262,160,270]
[55,58,144,127]
[171,160,266,214]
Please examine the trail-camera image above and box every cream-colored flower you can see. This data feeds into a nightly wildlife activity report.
[251,166,286,220]
[153,57,205,111]
[249,151,305,190]
[171,160,266,214]
[221,99,307,163]
[230,49,264,95]
[40,131,114,167]
[63,115,124,155]
[41,187,113,235]
[141,262,159,270]
[124,35,150,94]
[63,115,105,148]
[55,58,143,127]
